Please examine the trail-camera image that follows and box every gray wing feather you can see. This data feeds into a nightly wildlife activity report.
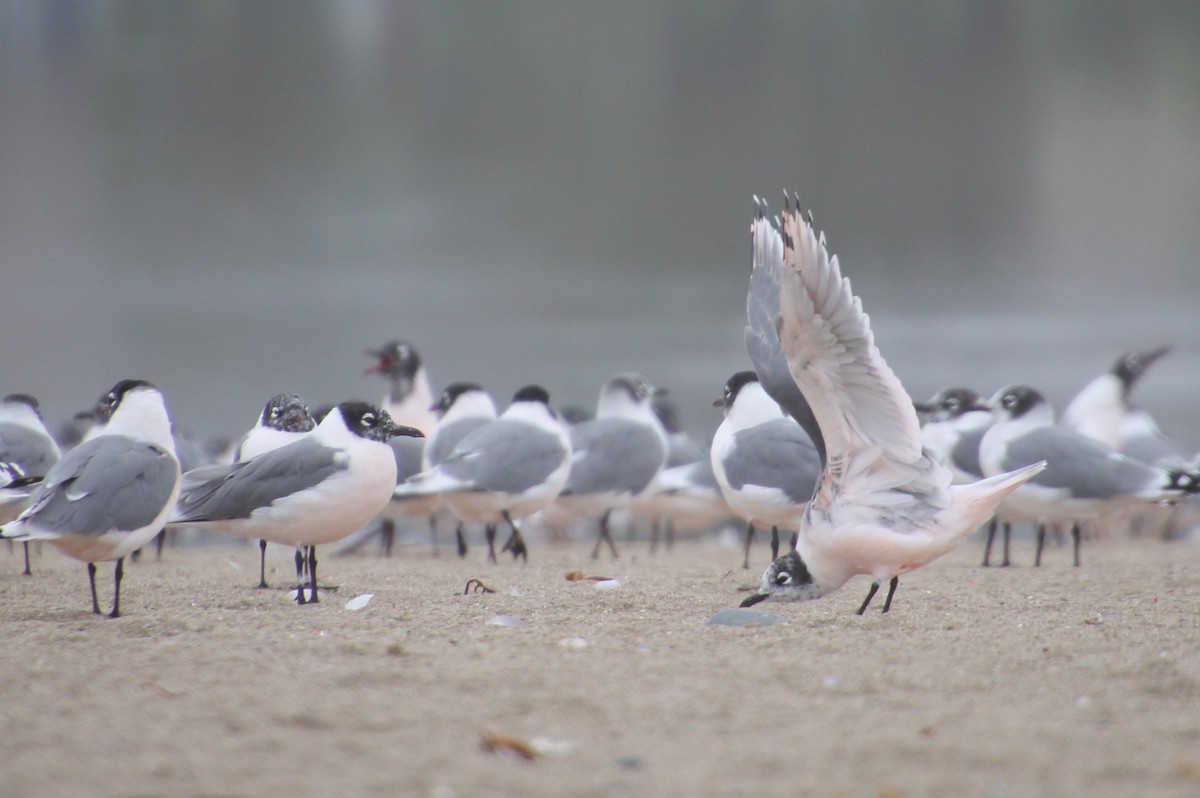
[439,421,567,494]
[950,425,987,479]
[1122,429,1187,469]
[427,417,491,465]
[1003,428,1161,499]
[176,438,345,521]
[745,202,826,464]
[389,435,425,482]
[22,436,176,534]
[173,434,213,472]
[564,420,665,496]
[0,423,58,476]
[723,420,821,504]
[666,435,705,468]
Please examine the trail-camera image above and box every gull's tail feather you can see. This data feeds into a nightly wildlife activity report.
[945,461,1047,538]
[392,468,470,500]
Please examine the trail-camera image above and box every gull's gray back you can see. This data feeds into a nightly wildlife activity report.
[1122,426,1188,469]
[666,435,705,469]
[950,425,988,479]
[173,434,213,473]
[176,437,345,522]
[389,435,425,482]
[723,420,821,505]
[0,423,58,477]
[439,419,566,494]
[1003,427,1161,499]
[23,436,176,535]
[564,419,665,496]
[427,417,491,466]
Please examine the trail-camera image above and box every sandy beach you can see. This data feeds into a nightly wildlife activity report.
[2,532,1198,798]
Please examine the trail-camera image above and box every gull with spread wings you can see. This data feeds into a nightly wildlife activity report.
[739,197,1045,613]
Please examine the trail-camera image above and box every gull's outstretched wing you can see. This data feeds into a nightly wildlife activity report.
[766,198,927,504]
[746,199,826,465]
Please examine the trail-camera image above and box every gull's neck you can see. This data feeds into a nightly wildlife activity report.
[104,390,177,453]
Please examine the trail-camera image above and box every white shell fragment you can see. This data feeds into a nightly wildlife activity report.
[345,593,374,611]
[558,637,589,649]
[487,614,529,627]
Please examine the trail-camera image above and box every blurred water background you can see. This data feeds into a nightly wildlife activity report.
[2,2,1198,453]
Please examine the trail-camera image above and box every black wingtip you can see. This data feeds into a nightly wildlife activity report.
[1169,469,1200,494]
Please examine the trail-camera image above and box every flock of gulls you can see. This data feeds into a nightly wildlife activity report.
[3,196,1197,618]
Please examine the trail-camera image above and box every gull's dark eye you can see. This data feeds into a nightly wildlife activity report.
[362,412,376,427]
[775,570,793,586]
[945,397,960,412]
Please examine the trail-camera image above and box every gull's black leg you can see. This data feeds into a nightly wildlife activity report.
[307,546,319,603]
[108,558,124,618]
[500,511,528,562]
[650,519,660,553]
[602,511,620,559]
[666,519,675,550]
[981,518,997,567]
[428,513,439,556]
[742,521,756,569]
[770,526,781,561]
[22,541,32,576]
[381,518,395,557]
[155,529,166,561]
[1001,522,1012,567]
[856,581,881,616]
[87,562,101,614]
[455,522,468,558]
[257,539,270,589]
[1071,522,1081,567]
[790,531,799,549]
[294,547,308,604]
[592,510,619,559]
[1034,524,1046,567]
[485,524,497,564]
[880,575,899,614]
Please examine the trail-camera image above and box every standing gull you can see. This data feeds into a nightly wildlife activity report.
[916,387,1028,567]
[233,393,316,588]
[170,402,420,604]
[979,385,1200,566]
[711,371,821,569]
[395,385,570,562]
[368,382,497,557]
[364,340,438,436]
[549,374,669,559]
[1062,346,1170,451]
[418,382,498,557]
[738,198,1046,613]
[2,380,181,617]
[0,393,62,574]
